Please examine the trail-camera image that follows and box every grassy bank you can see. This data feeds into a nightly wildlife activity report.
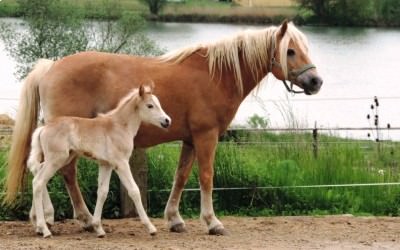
[0,0,296,24]
[1,131,400,220]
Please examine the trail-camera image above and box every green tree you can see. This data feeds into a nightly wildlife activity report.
[247,114,269,129]
[140,0,166,16]
[0,0,163,80]
[296,0,378,25]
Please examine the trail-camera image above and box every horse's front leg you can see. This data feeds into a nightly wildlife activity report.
[193,129,228,235]
[60,157,94,230]
[92,165,113,237]
[164,141,195,233]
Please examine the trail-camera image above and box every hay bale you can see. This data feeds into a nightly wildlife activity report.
[0,114,15,126]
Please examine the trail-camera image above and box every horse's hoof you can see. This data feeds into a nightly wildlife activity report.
[208,226,229,236]
[97,233,106,238]
[169,223,187,233]
[150,231,157,236]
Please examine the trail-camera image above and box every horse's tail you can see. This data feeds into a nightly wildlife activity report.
[3,59,54,204]
[27,127,45,176]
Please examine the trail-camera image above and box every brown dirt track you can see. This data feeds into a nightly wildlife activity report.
[1,215,399,249]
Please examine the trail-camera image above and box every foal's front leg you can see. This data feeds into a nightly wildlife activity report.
[92,165,112,237]
[115,161,157,235]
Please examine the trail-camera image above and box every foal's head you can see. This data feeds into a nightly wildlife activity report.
[271,20,323,95]
[137,85,171,129]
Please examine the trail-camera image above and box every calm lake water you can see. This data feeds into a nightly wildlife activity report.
[1,19,400,139]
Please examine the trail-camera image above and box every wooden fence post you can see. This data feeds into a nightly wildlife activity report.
[312,121,318,158]
[120,148,148,217]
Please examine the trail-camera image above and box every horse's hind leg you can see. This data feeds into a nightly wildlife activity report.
[164,141,195,233]
[115,161,157,235]
[193,129,227,235]
[92,165,112,237]
[60,157,94,230]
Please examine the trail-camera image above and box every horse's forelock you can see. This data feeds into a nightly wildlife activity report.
[278,22,310,79]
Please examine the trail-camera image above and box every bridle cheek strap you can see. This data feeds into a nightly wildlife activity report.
[269,35,316,95]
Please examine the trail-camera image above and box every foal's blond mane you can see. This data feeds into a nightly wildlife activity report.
[100,89,140,117]
[160,22,309,96]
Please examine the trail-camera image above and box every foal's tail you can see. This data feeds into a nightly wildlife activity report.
[3,59,54,204]
[27,127,45,176]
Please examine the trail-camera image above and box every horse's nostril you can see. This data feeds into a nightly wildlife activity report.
[311,77,322,87]
[165,118,170,124]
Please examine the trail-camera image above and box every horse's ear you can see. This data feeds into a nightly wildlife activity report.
[139,85,145,97]
[278,19,288,38]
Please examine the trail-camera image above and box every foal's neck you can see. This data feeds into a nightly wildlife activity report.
[106,95,141,136]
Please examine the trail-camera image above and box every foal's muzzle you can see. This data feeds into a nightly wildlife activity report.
[161,118,171,128]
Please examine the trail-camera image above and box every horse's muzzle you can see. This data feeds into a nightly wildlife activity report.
[303,75,323,95]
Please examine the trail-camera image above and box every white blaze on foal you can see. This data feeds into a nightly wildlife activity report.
[27,84,171,238]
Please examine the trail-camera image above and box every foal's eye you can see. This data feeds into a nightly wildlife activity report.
[287,49,296,57]
[147,104,154,109]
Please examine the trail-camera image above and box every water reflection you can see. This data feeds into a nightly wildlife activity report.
[1,18,400,139]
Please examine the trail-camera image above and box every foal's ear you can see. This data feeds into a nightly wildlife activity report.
[278,19,288,38]
[139,84,145,98]
[148,80,155,92]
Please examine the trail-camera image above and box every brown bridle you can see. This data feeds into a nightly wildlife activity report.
[269,34,316,94]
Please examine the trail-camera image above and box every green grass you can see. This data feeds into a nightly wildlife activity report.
[147,133,400,217]
[1,132,400,220]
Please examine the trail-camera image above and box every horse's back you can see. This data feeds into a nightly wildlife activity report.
[39,52,146,120]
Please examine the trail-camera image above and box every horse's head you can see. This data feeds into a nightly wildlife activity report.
[138,84,171,129]
[270,20,323,95]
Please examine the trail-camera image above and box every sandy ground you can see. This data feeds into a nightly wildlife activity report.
[1,215,400,250]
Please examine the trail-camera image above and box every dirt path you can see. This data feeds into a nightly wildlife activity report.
[1,215,399,249]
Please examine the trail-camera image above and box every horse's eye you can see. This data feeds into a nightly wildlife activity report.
[287,49,296,57]
[147,104,154,109]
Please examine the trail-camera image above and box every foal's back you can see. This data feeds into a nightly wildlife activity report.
[40,116,129,164]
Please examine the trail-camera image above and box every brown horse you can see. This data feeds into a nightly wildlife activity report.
[5,21,322,235]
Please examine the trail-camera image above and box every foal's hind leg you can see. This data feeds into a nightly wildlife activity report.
[32,161,62,238]
[43,186,55,226]
[60,157,94,230]
[92,165,112,237]
[115,161,157,235]
[164,142,195,233]
[30,185,54,232]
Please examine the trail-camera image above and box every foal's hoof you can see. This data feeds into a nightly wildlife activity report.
[208,226,229,236]
[97,233,106,238]
[169,223,187,233]
[83,224,95,232]
[42,230,52,238]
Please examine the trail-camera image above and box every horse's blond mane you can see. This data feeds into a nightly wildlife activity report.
[159,22,309,96]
